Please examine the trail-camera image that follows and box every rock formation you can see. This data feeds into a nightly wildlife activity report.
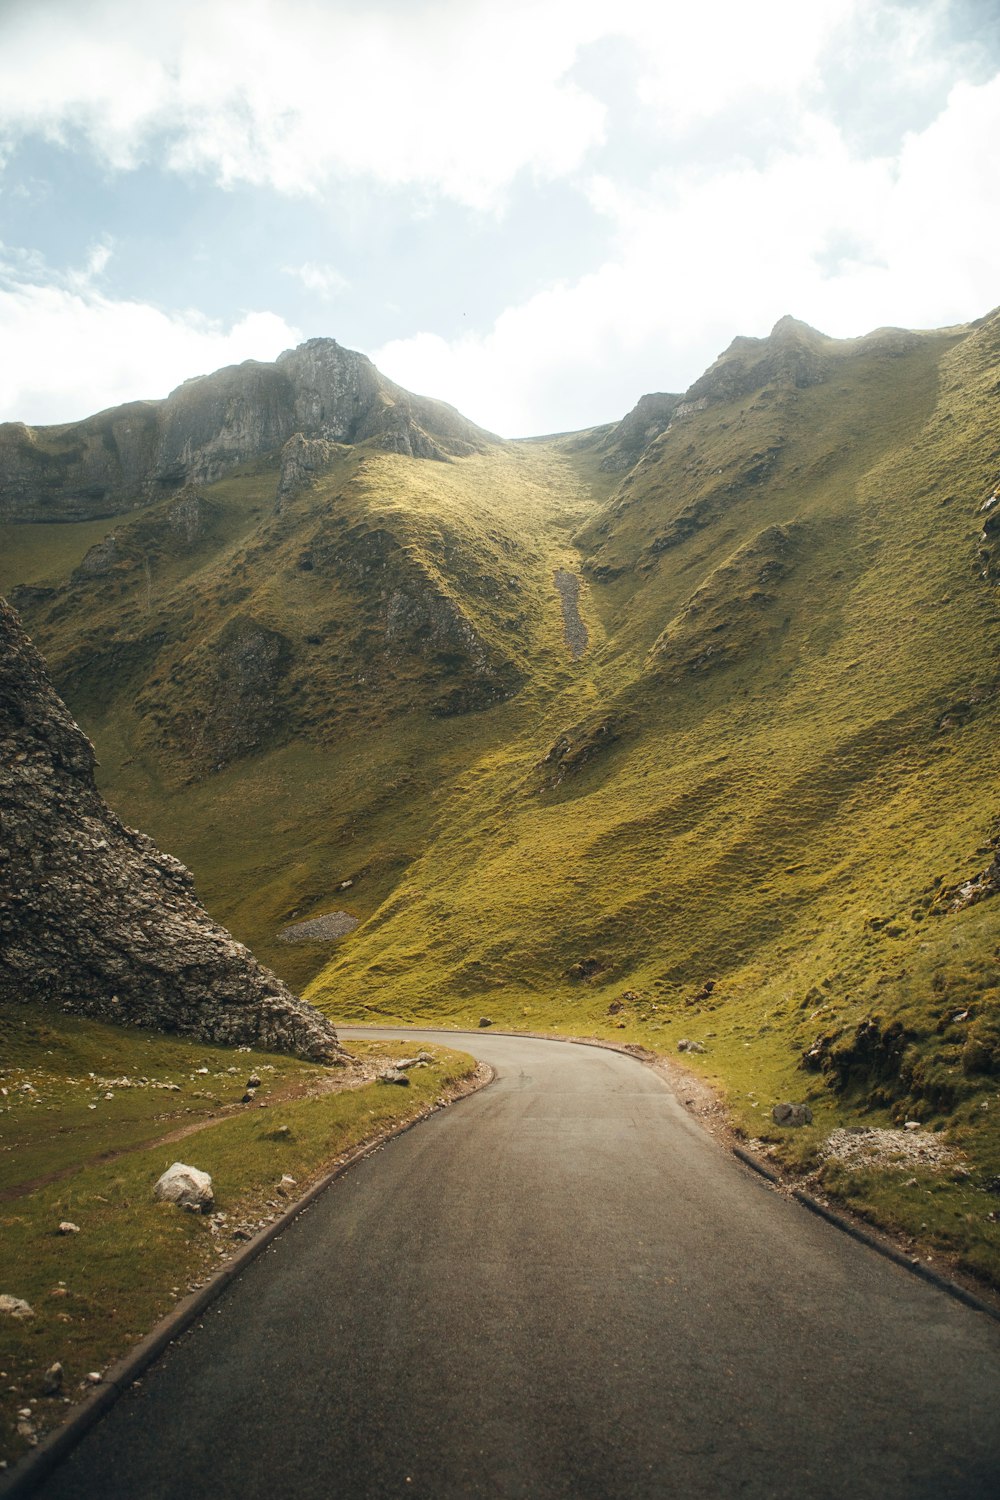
[0,337,496,521]
[0,597,342,1060]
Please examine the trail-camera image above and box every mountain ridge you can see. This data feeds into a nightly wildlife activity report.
[0,336,496,523]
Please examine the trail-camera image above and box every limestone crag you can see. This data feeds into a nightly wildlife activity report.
[0,338,496,521]
[0,597,342,1060]
[275,432,344,510]
[597,392,682,472]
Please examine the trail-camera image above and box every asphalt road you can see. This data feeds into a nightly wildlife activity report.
[36,1030,1000,1499]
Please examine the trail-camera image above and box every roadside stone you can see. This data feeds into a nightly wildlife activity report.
[42,1363,63,1395]
[478,1017,493,1028]
[57,1221,80,1235]
[904,1120,921,1131]
[772,1102,813,1126]
[246,1074,261,1089]
[154,1162,214,1213]
[0,1295,34,1320]
[378,1069,411,1086]
[677,1038,706,1054]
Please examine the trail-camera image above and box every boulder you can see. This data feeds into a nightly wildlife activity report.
[772,1102,814,1126]
[0,1294,35,1319]
[377,1069,411,1086]
[154,1162,215,1213]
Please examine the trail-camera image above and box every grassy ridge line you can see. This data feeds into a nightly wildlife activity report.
[0,1009,477,1468]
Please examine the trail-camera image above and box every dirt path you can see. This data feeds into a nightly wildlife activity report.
[0,1051,395,1202]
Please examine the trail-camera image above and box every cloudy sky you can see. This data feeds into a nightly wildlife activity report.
[0,0,997,437]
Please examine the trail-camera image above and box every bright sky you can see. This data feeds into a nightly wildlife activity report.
[0,0,997,437]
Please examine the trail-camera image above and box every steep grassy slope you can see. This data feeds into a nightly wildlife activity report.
[4,312,998,1280]
[302,313,1000,1279]
[1,434,599,989]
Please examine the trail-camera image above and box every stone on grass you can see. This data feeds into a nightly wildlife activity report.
[378,1069,410,1086]
[772,1102,814,1127]
[677,1038,706,1054]
[58,1221,80,1235]
[478,1017,493,1028]
[0,1295,34,1320]
[154,1162,214,1213]
[42,1363,63,1395]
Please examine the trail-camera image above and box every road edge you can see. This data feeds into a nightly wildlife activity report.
[0,1060,495,1500]
[348,1024,1000,1326]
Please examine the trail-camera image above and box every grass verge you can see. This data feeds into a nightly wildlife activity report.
[0,1005,477,1469]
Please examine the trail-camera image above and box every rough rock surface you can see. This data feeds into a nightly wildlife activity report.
[275,432,343,510]
[0,598,342,1060]
[597,392,682,471]
[0,338,496,521]
[153,1162,215,1212]
[277,911,359,943]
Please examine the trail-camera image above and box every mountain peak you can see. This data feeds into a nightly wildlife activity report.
[0,338,496,523]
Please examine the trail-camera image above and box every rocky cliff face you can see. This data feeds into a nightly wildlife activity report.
[0,597,342,1060]
[0,338,496,520]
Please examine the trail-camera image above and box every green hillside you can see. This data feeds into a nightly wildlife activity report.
[3,311,999,1281]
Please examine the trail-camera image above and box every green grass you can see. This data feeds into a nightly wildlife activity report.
[0,1001,476,1466]
[2,310,999,1298]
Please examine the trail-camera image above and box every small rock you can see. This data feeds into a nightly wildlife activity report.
[677,1038,706,1054]
[0,1295,35,1320]
[153,1162,214,1213]
[772,1102,813,1126]
[42,1362,63,1395]
[232,1227,252,1241]
[378,1069,411,1086]
[85,1372,102,1385]
[478,1017,493,1028]
[241,1090,257,1104]
[276,1175,297,1197]
[246,1074,261,1089]
[58,1221,80,1235]
[904,1120,921,1131]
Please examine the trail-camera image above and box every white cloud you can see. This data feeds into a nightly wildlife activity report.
[0,267,301,424]
[374,74,1000,436]
[0,0,608,210]
[282,261,350,299]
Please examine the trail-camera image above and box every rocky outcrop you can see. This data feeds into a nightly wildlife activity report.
[0,597,342,1060]
[597,392,682,471]
[275,432,343,510]
[684,316,834,406]
[0,338,496,521]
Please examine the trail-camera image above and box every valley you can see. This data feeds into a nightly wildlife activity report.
[3,315,999,1302]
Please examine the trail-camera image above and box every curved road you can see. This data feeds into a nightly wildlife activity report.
[36,1030,1000,1499]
